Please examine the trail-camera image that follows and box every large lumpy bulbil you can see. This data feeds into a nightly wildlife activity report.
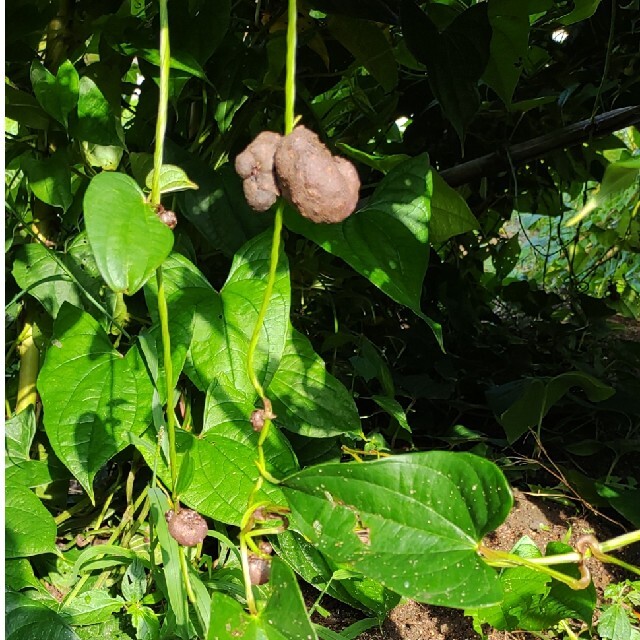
[165,508,208,547]
[234,126,360,223]
[274,126,360,223]
[234,131,283,212]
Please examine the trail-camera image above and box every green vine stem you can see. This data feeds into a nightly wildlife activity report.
[241,0,298,615]
[479,528,640,590]
[151,0,178,502]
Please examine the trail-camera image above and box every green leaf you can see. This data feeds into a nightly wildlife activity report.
[74,76,124,147]
[209,230,290,395]
[84,172,174,294]
[22,151,73,211]
[5,406,36,462]
[284,154,432,319]
[6,558,41,592]
[148,489,191,640]
[327,16,398,92]
[274,530,400,617]
[261,558,318,640]
[6,591,80,640]
[206,560,318,640]
[172,232,361,439]
[269,328,362,438]
[121,559,148,603]
[137,422,293,526]
[61,590,125,626]
[5,85,51,130]
[598,603,635,640]
[5,406,68,489]
[5,480,57,558]
[81,143,123,170]
[489,372,615,443]
[371,395,411,433]
[30,59,79,127]
[336,144,409,174]
[38,303,153,500]
[207,592,260,640]
[143,252,223,394]
[560,0,602,25]
[483,0,531,105]
[145,164,198,195]
[12,241,113,321]
[429,171,479,243]
[283,451,512,608]
[401,1,492,142]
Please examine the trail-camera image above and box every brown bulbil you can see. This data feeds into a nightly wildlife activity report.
[155,204,178,230]
[274,125,360,224]
[248,553,271,585]
[235,131,283,212]
[165,508,208,547]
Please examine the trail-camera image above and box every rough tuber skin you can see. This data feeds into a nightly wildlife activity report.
[274,125,360,224]
[234,131,283,212]
[235,125,360,223]
[165,508,208,547]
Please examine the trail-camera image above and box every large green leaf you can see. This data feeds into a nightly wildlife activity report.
[401,1,492,141]
[327,16,398,92]
[207,560,317,640]
[5,480,57,558]
[6,591,80,640]
[483,0,532,105]
[84,172,174,294]
[30,59,79,127]
[210,230,290,395]
[170,232,361,438]
[136,416,295,525]
[284,154,432,319]
[38,303,153,500]
[282,451,512,608]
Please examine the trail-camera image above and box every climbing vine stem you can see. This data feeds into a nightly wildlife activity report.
[241,0,298,616]
[152,0,178,502]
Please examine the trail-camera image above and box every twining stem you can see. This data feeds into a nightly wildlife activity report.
[245,0,297,401]
[151,0,178,502]
[156,271,178,499]
[241,0,298,615]
[151,0,170,207]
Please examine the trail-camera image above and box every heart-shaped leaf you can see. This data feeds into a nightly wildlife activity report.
[283,451,512,608]
[30,59,79,127]
[38,303,153,500]
[84,172,174,294]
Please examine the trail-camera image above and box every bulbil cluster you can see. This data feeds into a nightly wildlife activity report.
[235,125,360,224]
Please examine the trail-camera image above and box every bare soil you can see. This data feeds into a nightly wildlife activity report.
[307,490,639,639]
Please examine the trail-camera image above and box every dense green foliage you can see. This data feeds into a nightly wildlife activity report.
[5,0,640,638]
